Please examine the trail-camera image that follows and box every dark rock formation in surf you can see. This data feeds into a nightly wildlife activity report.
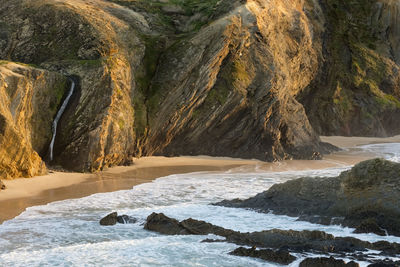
[100,212,137,226]
[217,158,400,236]
[144,212,400,264]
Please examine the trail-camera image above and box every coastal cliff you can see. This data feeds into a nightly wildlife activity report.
[0,0,399,177]
[0,61,67,178]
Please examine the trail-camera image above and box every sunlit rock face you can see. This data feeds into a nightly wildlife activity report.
[0,0,399,177]
[0,62,67,178]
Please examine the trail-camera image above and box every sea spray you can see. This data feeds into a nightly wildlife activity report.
[49,78,75,161]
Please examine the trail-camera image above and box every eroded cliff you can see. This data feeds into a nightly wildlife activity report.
[0,0,399,178]
[300,0,400,136]
[0,61,67,178]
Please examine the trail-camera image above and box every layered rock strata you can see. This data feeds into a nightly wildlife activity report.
[0,0,399,177]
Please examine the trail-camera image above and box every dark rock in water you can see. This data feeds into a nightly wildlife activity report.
[368,260,400,267]
[0,180,6,190]
[216,159,400,236]
[229,246,296,265]
[100,212,118,226]
[144,213,190,235]
[117,215,137,224]
[300,257,359,267]
[144,213,400,261]
[354,219,386,236]
[100,212,137,226]
[144,213,234,236]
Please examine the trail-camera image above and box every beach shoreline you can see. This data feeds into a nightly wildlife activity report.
[1,135,399,224]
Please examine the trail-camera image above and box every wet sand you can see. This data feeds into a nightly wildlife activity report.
[0,157,257,223]
[1,136,399,223]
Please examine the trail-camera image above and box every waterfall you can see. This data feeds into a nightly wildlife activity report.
[49,78,75,161]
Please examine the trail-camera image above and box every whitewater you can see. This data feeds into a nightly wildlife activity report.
[0,143,399,266]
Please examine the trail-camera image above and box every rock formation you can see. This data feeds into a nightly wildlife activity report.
[0,61,67,178]
[300,0,400,137]
[100,212,137,225]
[0,0,399,177]
[299,257,359,267]
[217,158,400,236]
[144,212,400,264]
[229,246,296,265]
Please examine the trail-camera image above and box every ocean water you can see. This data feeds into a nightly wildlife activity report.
[0,144,399,267]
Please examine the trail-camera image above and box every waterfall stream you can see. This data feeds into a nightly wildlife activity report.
[49,78,75,161]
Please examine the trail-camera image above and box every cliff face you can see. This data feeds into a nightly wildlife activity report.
[300,0,400,136]
[1,0,143,173]
[0,0,399,177]
[0,62,67,178]
[137,0,323,160]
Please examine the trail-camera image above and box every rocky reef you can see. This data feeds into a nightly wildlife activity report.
[0,0,399,177]
[144,212,400,265]
[299,257,359,267]
[217,158,400,237]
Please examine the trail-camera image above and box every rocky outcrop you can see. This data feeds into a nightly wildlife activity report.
[217,158,400,236]
[100,212,137,225]
[299,257,359,267]
[0,0,143,173]
[100,212,119,226]
[140,0,335,161]
[0,61,68,178]
[144,212,400,263]
[368,261,400,267]
[0,0,337,177]
[1,0,399,177]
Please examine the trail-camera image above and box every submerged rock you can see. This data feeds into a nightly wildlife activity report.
[217,159,400,236]
[100,212,136,226]
[144,212,400,262]
[229,246,296,265]
[299,257,359,267]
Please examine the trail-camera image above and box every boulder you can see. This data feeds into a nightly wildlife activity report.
[100,212,118,226]
[217,159,400,236]
[100,212,137,226]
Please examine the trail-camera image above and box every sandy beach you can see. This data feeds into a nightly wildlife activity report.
[0,135,399,224]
